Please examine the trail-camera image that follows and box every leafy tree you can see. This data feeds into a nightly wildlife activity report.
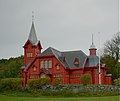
[101,56,120,80]
[80,74,92,85]
[0,55,24,78]
[101,33,120,80]
[113,77,120,86]
[104,32,120,61]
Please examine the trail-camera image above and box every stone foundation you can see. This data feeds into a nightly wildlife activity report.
[38,85,120,92]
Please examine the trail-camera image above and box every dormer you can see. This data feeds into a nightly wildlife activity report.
[74,57,79,67]
[74,58,79,65]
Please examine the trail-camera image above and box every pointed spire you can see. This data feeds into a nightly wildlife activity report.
[92,34,93,45]
[89,34,97,55]
[32,11,34,22]
[90,34,96,49]
[28,12,38,45]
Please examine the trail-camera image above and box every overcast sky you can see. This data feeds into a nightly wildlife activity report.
[0,0,119,59]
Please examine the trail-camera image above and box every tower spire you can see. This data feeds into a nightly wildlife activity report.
[32,11,34,22]
[28,11,38,45]
[90,34,96,49]
[92,34,93,45]
[89,34,97,55]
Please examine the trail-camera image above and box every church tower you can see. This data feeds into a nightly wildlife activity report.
[89,34,97,55]
[23,21,42,66]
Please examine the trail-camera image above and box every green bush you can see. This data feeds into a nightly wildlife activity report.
[28,78,50,88]
[113,77,120,86]
[80,74,92,85]
[39,78,50,85]
[0,78,23,91]
[54,78,63,85]
[21,89,119,97]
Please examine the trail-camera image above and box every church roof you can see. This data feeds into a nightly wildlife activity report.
[22,47,100,71]
[40,47,88,68]
[40,47,62,58]
[85,55,99,67]
[28,22,38,45]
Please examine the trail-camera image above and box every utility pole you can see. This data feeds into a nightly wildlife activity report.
[98,32,101,84]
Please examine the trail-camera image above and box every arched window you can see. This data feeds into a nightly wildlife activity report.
[56,65,60,70]
[40,60,52,68]
[40,61,44,68]
[48,60,52,68]
[33,66,37,71]
[45,61,48,68]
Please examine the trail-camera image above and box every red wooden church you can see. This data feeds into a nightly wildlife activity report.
[20,21,112,85]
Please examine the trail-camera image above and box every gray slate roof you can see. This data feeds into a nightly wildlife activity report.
[28,22,38,45]
[22,47,100,70]
[40,47,88,68]
[85,55,99,67]
[21,62,32,70]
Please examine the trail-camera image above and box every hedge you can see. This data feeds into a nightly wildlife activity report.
[28,78,50,88]
[0,78,23,91]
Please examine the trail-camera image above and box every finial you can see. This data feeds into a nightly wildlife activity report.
[32,11,34,22]
[90,34,96,49]
[92,34,93,45]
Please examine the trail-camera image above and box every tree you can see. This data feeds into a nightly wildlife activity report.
[101,33,120,80]
[104,32,120,61]
[101,56,120,80]
[113,77,120,86]
[80,74,92,85]
[0,55,24,78]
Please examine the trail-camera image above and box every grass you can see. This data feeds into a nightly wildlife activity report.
[0,94,119,101]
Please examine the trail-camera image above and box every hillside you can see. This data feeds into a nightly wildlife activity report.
[0,55,23,78]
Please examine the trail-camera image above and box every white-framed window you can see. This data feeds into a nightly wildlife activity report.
[45,60,48,68]
[33,66,37,71]
[40,61,44,68]
[40,60,52,68]
[56,65,60,70]
[48,60,52,68]
[27,52,32,57]
[41,73,46,78]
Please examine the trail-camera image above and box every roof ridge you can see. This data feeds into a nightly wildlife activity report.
[50,47,62,58]
[62,50,87,56]
[62,50,82,53]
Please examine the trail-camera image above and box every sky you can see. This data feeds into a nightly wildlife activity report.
[0,0,119,59]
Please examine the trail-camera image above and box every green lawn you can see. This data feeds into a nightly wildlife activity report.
[0,95,119,101]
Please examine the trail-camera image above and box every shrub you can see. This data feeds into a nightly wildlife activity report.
[113,77,120,86]
[0,78,23,91]
[54,78,63,85]
[80,74,92,85]
[28,78,50,88]
[39,78,50,85]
